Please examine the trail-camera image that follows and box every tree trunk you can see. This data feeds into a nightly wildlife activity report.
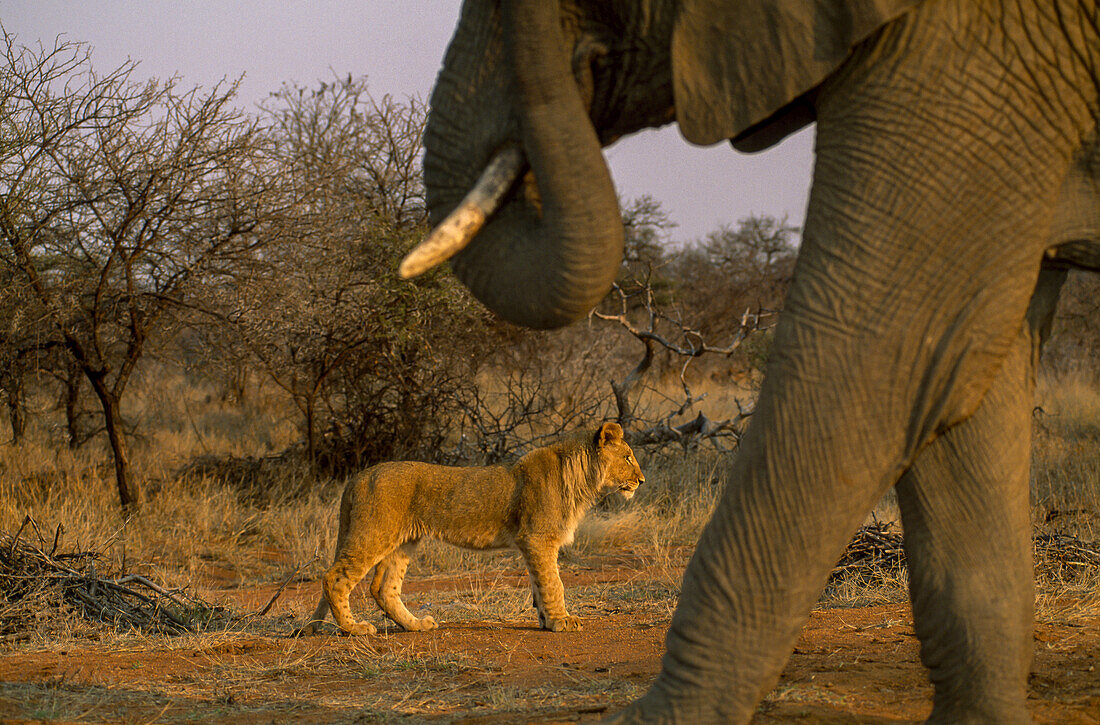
[3,373,26,445]
[62,364,83,449]
[87,374,137,511]
[610,338,653,428]
[305,397,317,472]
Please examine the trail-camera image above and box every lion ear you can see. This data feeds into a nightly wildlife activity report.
[672,0,918,147]
[596,422,623,448]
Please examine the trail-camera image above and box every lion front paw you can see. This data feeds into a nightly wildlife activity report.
[544,614,582,632]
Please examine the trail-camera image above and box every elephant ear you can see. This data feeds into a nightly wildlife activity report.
[672,0,921,150]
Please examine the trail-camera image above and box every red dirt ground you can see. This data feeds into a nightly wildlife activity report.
[0,563,1096,724]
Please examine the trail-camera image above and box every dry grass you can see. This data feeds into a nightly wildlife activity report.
[0,368,1095,725]
[0,367,1096,638]
[1,371,339,590]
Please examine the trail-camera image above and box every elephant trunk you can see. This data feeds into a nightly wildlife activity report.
[421,0,623,329]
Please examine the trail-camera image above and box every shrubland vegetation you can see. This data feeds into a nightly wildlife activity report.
[0,32,1097,631]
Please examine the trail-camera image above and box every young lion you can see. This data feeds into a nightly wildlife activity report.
[298,422,644,635]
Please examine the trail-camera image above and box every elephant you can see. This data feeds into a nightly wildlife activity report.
[406,0,1100,721]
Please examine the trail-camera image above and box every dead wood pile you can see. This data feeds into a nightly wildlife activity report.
[1033,532,1100,583]
[830,521,1100,587]
[829,521,907,587]
[0,516,219,638]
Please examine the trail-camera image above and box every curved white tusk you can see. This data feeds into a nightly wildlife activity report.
[399,146,525,279]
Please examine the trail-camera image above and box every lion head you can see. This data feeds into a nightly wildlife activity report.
[594,422,645,500]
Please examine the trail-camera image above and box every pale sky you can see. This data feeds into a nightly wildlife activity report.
[2,0,814,243]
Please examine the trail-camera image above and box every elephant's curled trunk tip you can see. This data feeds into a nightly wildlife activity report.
[399,146,525,279]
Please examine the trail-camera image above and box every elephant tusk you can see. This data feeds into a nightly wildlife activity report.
[399,146,525,279]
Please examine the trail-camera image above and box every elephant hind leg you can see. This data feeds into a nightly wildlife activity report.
[895,301,1050,723]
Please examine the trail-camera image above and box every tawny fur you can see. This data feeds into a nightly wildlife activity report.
[297,422,644,636]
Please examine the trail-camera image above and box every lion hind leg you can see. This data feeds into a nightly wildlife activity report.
[371,542,437,632]
[323,547,386,636]
[297,505,356,637]
[298,486,360,637]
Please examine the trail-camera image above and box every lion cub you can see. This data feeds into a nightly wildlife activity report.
[298,422,644,635]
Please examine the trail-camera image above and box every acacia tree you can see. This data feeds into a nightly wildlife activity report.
[671,215,798,340]
[214,77,491,472]
[0,34,269,509]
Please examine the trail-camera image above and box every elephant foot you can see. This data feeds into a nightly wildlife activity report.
[601,694,688,725]
[603,678,754,724]
[601,701,651,724]
[925,697,1030,725]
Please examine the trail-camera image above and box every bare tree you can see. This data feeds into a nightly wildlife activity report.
[0,267,55,443]
[446,332,617,463]
[0,34,269,509]
[594,277,771,450]
[590,203,789,450]
[215,77,491,473]
[261,75,427,229]
[446,201,784,458]
[671,215,798,341]
[621,195,675,265]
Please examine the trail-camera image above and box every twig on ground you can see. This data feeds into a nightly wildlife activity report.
[254,556,317,619]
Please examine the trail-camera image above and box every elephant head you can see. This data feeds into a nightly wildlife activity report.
[415,0,638,328]
[415,0,1099,721]
[413,0,914,328]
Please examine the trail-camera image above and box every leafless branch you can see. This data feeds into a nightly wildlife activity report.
[592,277,777,451]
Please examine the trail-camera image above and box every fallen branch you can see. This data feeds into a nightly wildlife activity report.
[1034,532,1100,583]
[828,521,1100,588]
[0,515,221,636]
[242,555,318,624]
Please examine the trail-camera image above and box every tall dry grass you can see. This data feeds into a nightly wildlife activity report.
[0,366,1096,603]
[0,369,337,588]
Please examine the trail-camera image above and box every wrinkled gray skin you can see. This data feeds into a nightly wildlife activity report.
[422,0,1100,722]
